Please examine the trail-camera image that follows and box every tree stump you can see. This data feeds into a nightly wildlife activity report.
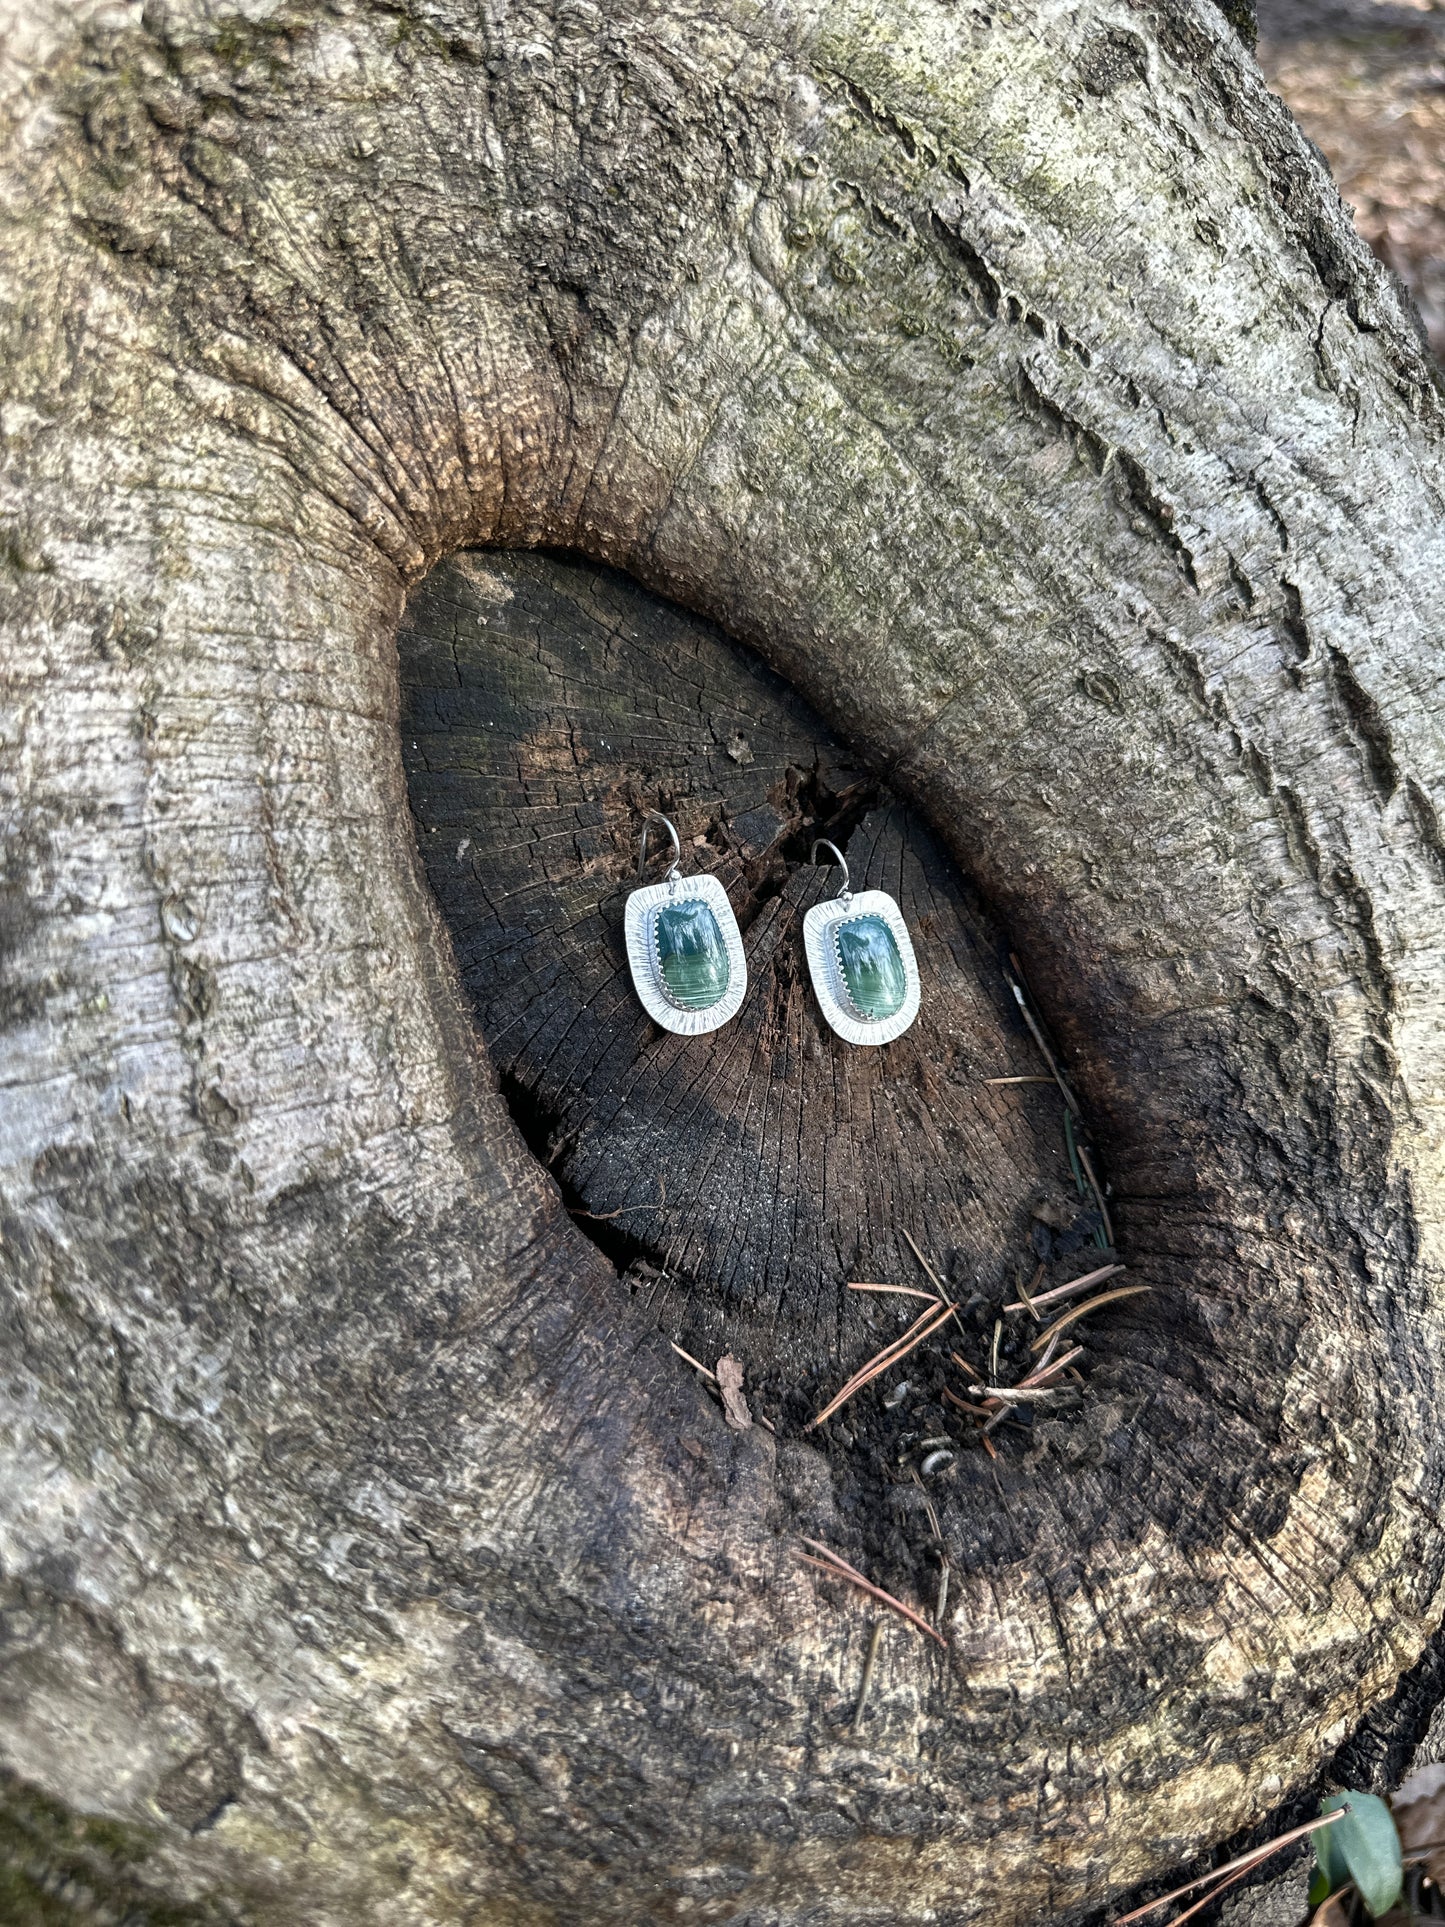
[5,0,1445,1919]
[401,548,1118,1568]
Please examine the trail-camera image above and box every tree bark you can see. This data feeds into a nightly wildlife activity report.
[3,0,1445,1921]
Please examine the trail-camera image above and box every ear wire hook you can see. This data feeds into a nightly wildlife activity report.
[639,811,682,884]
[810,838,852,906]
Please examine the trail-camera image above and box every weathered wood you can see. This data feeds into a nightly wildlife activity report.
[3,0,1445,1920]
[400,549,1141,1613]
[400,551,1086,1434]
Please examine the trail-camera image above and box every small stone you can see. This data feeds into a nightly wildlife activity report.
[655,899,731,1011]
[836,914,907,1020]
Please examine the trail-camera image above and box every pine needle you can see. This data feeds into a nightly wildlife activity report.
[1015,1262,1045,1322]
[798,1539,945,1647]
[1077,1143,1115,1248]
[1030,1284,1151,1354]
[1114,1809,1346,1924]
[902,1229,950,1300]
[671,1342,717,1382]
[852,1620,886,1733]
[943,1387,992,1419]
[1019,1344,1084,1388]
[847,1281,942,1303]
[1004,1262,1124,1314]
[808,1298,956,1428]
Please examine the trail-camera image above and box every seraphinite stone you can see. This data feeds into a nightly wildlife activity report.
[654,899,731,1011]
[835,914,907,1020]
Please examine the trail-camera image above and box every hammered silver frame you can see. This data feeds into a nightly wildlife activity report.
[803,888,920,1046]
[624,871,747,1036]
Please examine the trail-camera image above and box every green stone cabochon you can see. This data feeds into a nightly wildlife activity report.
[654,899,731,1011]
[836,914,907,1021]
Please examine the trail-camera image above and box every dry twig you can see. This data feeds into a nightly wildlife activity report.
[1006,955,1083,1117]
[570,1177,667,1221]
[969,1383,1070,1403]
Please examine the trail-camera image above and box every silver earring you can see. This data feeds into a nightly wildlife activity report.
[803,839,920,1046]
[624,812,747,1035]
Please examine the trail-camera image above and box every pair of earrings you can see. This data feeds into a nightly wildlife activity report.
[623,812,920,1046]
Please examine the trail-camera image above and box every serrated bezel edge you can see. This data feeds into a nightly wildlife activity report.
[803,888,920,1046]
[623,872,748,1036]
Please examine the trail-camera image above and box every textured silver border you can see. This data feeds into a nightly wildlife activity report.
[803,888,920,1046]
[624,871,747,1036]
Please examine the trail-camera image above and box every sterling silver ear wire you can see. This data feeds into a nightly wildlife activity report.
[802,837,920,1046]
[811,839,851,904]
[622,811,747,1035]
[637,810,681,882]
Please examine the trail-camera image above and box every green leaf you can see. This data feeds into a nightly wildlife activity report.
[1319,1793,1403,1917]
[1314,1807,1349,1894]
[1308,1866,1331,1909]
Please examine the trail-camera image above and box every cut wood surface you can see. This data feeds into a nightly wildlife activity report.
[400,551,1077,1432]
[3,0,1445,1921]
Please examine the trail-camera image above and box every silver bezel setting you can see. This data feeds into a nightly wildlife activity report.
[803,888,920,1047]
[624,871,747,1036]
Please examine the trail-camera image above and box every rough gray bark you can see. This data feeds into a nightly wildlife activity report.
[3,0,1445,1921]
